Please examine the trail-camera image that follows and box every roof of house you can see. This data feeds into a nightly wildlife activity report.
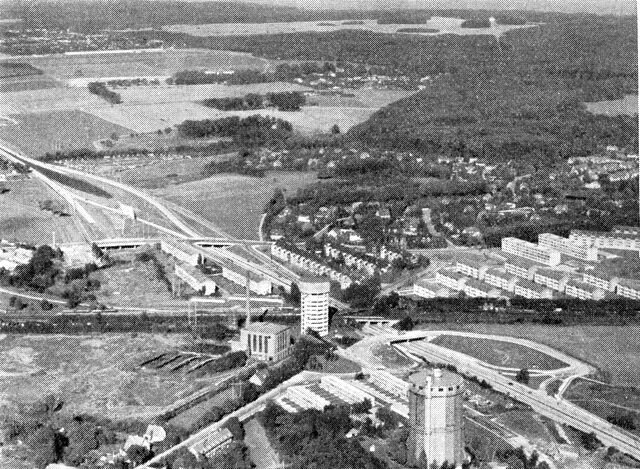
[515,279,550,293]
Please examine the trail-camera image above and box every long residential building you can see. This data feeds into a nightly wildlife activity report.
[455,257,490,280]
[564,279,607,301]
[582,269,620,292]
[413,279,454,299]
[533,269,574,292]
[324,242,385,275]
[503,254,542,280]
[513,279,554,299]
[160,239,201,266]
[463,278,503,298]
[483,268,518,292]
[538,233,599,261]
[501,237,561,266]
[616,278,640,300]
[272,241,353,289]
[175,262,217,295]
[569,229,640,252]
[222,262,272,295]
[435,270,469,291]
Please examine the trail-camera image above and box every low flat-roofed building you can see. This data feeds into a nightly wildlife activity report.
[175,262,217,295]
[240,321,292,362]
[564,279,607,301]
[222,263,272,295]
[503,254,542,280]
[538,233,599,261]
[160,239,200,266]
[483,268,518,292]
[583,269,620,292]
[501,237,561,266]
[190,428,233,458]
[533,269,573,292]
[413,279,454,299]
[435,270,469,291]
[455,257,490,280]
[514,279,554,299]
[616,278,640,300]
[463,278,502,298]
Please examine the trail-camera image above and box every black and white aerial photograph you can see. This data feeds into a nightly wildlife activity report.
[0,0,638,468]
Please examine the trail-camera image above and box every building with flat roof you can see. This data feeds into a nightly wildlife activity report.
[160,239,201,266]
[483,268,518,292]
[175,262,217,295]
[413,280,454,299]
[240,322,292,362]
[538,233,599,261]
[616,278,640,300]
[501,237,561,266]
[569,230,640,252]
[435,270,469,291]
[514,279,554,299]
[407,368,465,467]
[564,279,607,301]
[222,263,272,295]
[190,428,233,458]
[300,277,331,336]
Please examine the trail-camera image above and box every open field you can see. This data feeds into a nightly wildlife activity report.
[585,94,638,116]
[14,48,273,80]
[0,333,210,420]
[309,88,416,108]
[0,110,132,156]
[430,334,568,370]
[416,323,640,387]
[565,378,640,436]
[0,178,86,244]
[153,171,319,239]
[495,410,558,446]
[164,17,538,38]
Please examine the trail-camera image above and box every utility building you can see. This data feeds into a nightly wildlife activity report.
[407,368,465,468]
[240,322,292,362]
[300,277,331,336]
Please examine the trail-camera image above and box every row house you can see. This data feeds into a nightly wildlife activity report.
[582,269,620,292]
[533,269,574,292]
[175,262,217,296]
[455,257,490,280]
[564,279,607,301]
[463,278,503,299]
[569,230,640,252]
[483,268,518,292]
[616,279,640,300]
[501,237,561,266]
[503,254,542,280]
[413,279,454,299]
[435,270,469,291]
[222,263,272,296]
[514,279,554,299]
[324,243,380,275]
[272,242,352,289]
[537,233,599,262]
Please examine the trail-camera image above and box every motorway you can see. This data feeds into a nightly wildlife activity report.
[340,330,640,460]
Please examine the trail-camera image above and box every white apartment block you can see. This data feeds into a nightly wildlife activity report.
[569,230,640,252]
[533,269,573,292]
[413,280,454,299]
[565,279,607,301]
[455,258,490,280]
[300,277,331,336]
[514,279,554,299]
[616,279,640,300]
[463,278,503,298]
[272,243,352,289]
[324,243,378,275]
[435,270,469,291]
[502,237,561,266]
[483,268,518,292]
[222,263,272,295]
[175,262,217,295]
[161,240,201,266]
[583,270,620,292]
[503,254,541,280]
[538,233,599,261]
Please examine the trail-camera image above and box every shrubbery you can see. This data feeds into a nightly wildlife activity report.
[87,81,122,104]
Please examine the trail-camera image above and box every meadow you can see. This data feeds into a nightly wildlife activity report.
[153,171,319,239]
[416,323,640,387]
[164,17,538,38]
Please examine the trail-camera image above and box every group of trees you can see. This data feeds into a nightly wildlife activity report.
[202,149,266,178]
[87,81,122,104]
[0,245,60,291]
[177,115,293,145]
[494,448,551,469]
[202,91,306,111]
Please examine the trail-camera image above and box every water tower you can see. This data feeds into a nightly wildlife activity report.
[407,368,465,467]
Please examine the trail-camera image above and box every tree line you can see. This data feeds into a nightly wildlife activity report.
[201,91,306,112]
[87,81,122,104]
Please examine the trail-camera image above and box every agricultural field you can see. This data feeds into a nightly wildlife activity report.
[153,171,319,240]
[164,16,538,38]
[0,333,207,421]
[585,93,639,116]
[416,323,640,387]
[0,177,85,244]
[0,109,132,156]
[430,334,568,370]
[308,88,416,108]
[16,48,273,81]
